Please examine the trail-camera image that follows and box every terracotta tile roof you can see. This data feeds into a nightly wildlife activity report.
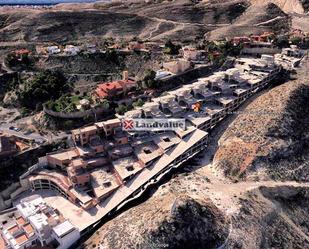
[8,224,19,235]
[0,235,6,249]
[94,79,136,98]
[23,223,34,235]
[15,234,28,245]
[16,216,26,226]
[14,49,30,55]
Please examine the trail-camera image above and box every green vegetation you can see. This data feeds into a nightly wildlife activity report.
[46,94,83,113]
[4,52,33,69]
[290,37,302,46]
[115,104,128,115]
[132,98,144,108]
[137,69,160,89]
[46,93,109,113]
[17,70,71,110]
[163,40,181,55]
[273,35,290,48]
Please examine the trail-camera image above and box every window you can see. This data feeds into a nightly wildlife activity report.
[143,148,152,154]
[103,182,111,188]
[126,166,134,171]
[163,137,171,142]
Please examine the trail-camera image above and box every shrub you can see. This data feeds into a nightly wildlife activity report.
[115,104,128,115]
[163,40,181,55]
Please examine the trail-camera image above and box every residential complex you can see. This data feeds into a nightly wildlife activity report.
[0,49,304,248]
[0,195,79,249]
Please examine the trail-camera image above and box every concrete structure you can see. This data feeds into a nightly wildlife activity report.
[0,195,79,249]
[47,46,61,55]
[181,46,206,61]
[163,59,192,74]
[275,45,306,69]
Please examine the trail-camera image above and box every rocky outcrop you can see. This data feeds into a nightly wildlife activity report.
[227,186,309,248]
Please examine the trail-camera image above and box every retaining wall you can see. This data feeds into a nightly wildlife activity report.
[43,105,108,119]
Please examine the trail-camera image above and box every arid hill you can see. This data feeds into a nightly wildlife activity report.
[83,193,229,249]
[214,60,309,182]
[0,0,308,43]
[227,186,309,248]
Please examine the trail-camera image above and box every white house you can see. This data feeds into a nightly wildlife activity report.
[47,46,61,55]
[64,45,80,56]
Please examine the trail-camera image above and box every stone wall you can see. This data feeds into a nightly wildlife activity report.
[43,105,108,119]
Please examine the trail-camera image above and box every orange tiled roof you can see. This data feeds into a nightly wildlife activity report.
[8,224,19,235]
[23,223,34,235]
[15,234,28,245]
[14,49,30,55]
[0,235,6,249]
[94,79,135,98]
[16,216,26,226]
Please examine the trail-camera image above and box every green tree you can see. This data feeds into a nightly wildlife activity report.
[290,37,302,46]
[142,69,158,89]
[4,52,33,69]
[115,104,128,115]
[163,40,181,55]
[132,98,144,108]
[274,35,290,48]
[18,70,71,110]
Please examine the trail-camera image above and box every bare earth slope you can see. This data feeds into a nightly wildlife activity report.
[227,186,309,248]
[0,0,308,43]
[84,193,229,249]
[214,59,309,182]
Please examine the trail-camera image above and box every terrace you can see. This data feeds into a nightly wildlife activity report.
[133,141,163,167]
[90,167,121,201]
[153,132,181,151]
[112,156,143,181]
[143,102,165,118]
[158,95,184,117]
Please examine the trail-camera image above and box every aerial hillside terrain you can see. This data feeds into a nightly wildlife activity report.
[83,193,229,249]
[82,59,309,249]
[214,61,309,182]
[0,0,308,43]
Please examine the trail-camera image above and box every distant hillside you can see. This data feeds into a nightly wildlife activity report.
[0,0,307,43]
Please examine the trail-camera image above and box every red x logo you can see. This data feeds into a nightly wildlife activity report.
[122,119,134,130]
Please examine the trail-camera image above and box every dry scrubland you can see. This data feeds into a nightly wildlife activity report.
[1,0,308,44]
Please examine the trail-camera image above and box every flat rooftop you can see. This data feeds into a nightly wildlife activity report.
[134,141,163,165]
[13,128,208,232]
[185,112,212,127]
[153,132,181,151]
[90,166,121,200]
[216,96,238,106]
[112,156,143,181]
[47,148,79,162]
